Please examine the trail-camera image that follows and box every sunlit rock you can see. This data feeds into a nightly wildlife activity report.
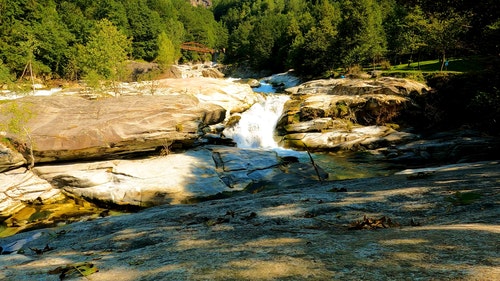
[279,77,429,151]
[0,168,62,220]
[34,147,325,207]
[0,142,26,173]
[0,95,226,163]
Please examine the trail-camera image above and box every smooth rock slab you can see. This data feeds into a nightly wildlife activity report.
[34,149,229,206]
[0,168,61,219]
[0,95,226,163]
[34,147,324,207]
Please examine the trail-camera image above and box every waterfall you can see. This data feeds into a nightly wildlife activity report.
[223,94,289,149]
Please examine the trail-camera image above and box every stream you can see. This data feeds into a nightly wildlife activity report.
[224,72,397,180]
[0,72,395,239]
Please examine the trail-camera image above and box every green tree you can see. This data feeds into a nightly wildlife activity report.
[290,1,339,75]
[156,31,177,70]
[124,0,162,60]
[30,0,75,79]
[425,11,470,70]
[0,59,13,86]
[227,20,253,63]
[76,19,131,94]
[338,0,386,70]
[400,6,427,67]
[0,101,36,169]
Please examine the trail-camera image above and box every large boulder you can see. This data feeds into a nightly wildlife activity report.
[282,125,417,152]
[278,77,429,151]
[121,77,262,115]
[155,77,262,115]
[33,147,326,207]
[0,95,226,163]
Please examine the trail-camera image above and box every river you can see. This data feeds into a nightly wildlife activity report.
[224,72,396,180]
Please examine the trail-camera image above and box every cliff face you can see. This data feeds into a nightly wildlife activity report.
[189,0,211,7]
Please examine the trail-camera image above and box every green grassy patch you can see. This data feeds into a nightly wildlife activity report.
[390,57,487,73]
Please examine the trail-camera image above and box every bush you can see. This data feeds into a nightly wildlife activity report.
[380,60,391,70]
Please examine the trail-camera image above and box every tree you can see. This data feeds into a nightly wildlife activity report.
[425,11,470,70]
[29,0,75,79]
[123,0,162,60]
[0,101,36,169]
[0,59,13,86]
[156,31,178,70]
[338,0,386,70]
[401,6,427,67]
[76,19,131,94]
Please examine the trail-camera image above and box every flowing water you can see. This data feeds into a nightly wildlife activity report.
[223,94,289,149]
[223,73,396,180]
[1,73,393,238]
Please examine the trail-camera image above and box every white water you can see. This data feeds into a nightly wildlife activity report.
[223,94,289,149]
[223,71,301,149]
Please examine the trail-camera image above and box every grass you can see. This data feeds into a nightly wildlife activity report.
[328,56,491,81]
[388,56,487,73]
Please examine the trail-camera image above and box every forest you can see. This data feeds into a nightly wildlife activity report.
[0,0,499,83]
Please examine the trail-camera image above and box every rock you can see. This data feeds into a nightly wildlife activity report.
[0,142,26,173]
[152,77,261,115]
[278,77,429,151]
[169,64,223,79]
[1,160,498,280]
[189,0,211,7]
[0,95,226,163]
[201,68,225,78]
[33,147,325,207]
[281,125,417,151]
[0,168,61,220]
[383,130,500,165]
[233,78,261,88]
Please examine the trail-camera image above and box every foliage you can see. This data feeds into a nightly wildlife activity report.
[76,19,131,94]
[0,0,497,79]
[0,59,14,86]
[0,0,223,81]
[0,100,36,168]
[156,32,178,70]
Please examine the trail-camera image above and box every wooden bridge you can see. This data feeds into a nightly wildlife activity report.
[180,42,215,54]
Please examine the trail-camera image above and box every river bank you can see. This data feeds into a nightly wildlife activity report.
[1,160,498,280]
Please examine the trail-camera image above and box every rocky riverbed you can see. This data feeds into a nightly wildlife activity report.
[1,66,499,280]
[1,160,498,280]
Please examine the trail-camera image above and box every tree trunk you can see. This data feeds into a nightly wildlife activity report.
[440,51,446,71]
[23,127,35,169]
